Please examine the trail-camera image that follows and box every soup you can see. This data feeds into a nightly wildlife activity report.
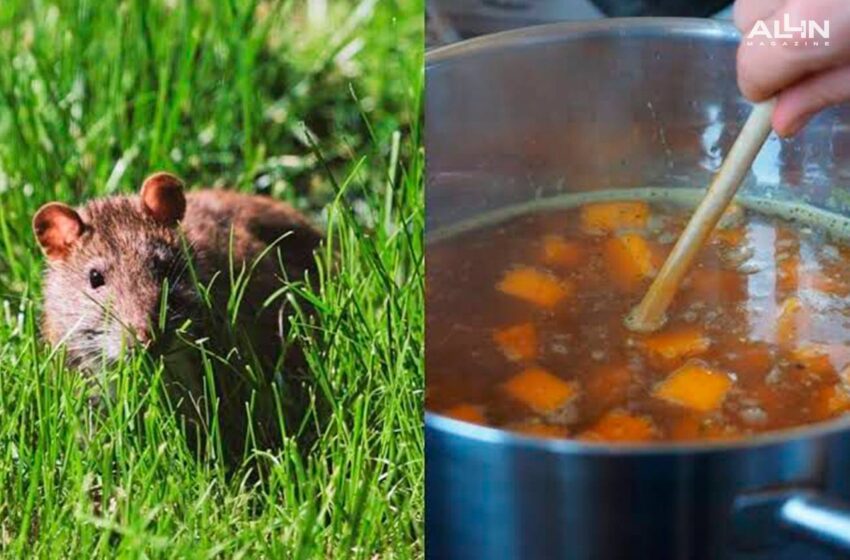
[426,192,850,442]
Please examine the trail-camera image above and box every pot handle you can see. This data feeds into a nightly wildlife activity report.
[733,489,850,553]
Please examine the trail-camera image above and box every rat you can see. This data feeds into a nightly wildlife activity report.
[32,171,323,460]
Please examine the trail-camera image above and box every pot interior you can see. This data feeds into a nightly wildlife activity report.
[426,19,850,235]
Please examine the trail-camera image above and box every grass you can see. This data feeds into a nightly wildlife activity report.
[0,0,423,557]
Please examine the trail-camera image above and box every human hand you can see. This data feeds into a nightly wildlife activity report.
[735,0,850,136]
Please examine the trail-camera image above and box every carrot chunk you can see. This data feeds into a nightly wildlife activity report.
[604,233,657,291]
[497,267,572,308]
[443,404,486,424]
[579,410,656,442]
[502,367,578,413]
[511,422,569,439]
[642,326,711,367]
[540,235,583,268]
[653,360,732,412]
[493,322,538,362]
[580,201,649,234]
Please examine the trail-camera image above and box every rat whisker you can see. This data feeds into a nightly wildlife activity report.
[75,287,136,337]
[167,249,196,284]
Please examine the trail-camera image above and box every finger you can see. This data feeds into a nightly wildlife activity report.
[772,65,850,136]
[733,0,785,33]
[736,38,805,101]
[737,0,850,101]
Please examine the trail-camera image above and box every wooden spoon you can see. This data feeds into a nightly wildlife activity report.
[625,98,776,333]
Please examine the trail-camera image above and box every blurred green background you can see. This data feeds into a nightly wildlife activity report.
[0,0,422,557]
[0,0,419,213]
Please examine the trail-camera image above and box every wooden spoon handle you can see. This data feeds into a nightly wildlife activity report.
[625,98,776,333]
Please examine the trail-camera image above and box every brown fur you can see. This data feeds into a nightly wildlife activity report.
[36,180,322,461]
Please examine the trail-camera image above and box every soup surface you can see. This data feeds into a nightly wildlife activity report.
[427,193,850,442]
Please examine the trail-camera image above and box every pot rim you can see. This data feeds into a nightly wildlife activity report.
[426,17,739,66]
[425,17,850,455]
[426,412,850,456]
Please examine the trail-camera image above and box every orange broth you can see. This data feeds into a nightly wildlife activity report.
[427,198,850,442]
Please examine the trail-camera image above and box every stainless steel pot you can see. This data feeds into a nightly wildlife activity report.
[426,19,850,560]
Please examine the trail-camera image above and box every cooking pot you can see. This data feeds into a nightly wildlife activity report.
[426,19,850,560]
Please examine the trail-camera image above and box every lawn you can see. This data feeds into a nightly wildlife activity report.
[0,0,423,557]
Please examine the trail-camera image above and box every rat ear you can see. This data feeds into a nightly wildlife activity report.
[32,203,85,259]
[141,172,186,225]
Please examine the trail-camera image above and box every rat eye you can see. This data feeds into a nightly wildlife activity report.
[89,269,105,289]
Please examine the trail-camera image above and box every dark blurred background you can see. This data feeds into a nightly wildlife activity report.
[427,0,735,46]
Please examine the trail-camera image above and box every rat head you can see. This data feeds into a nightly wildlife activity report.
[33,172,195,368]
